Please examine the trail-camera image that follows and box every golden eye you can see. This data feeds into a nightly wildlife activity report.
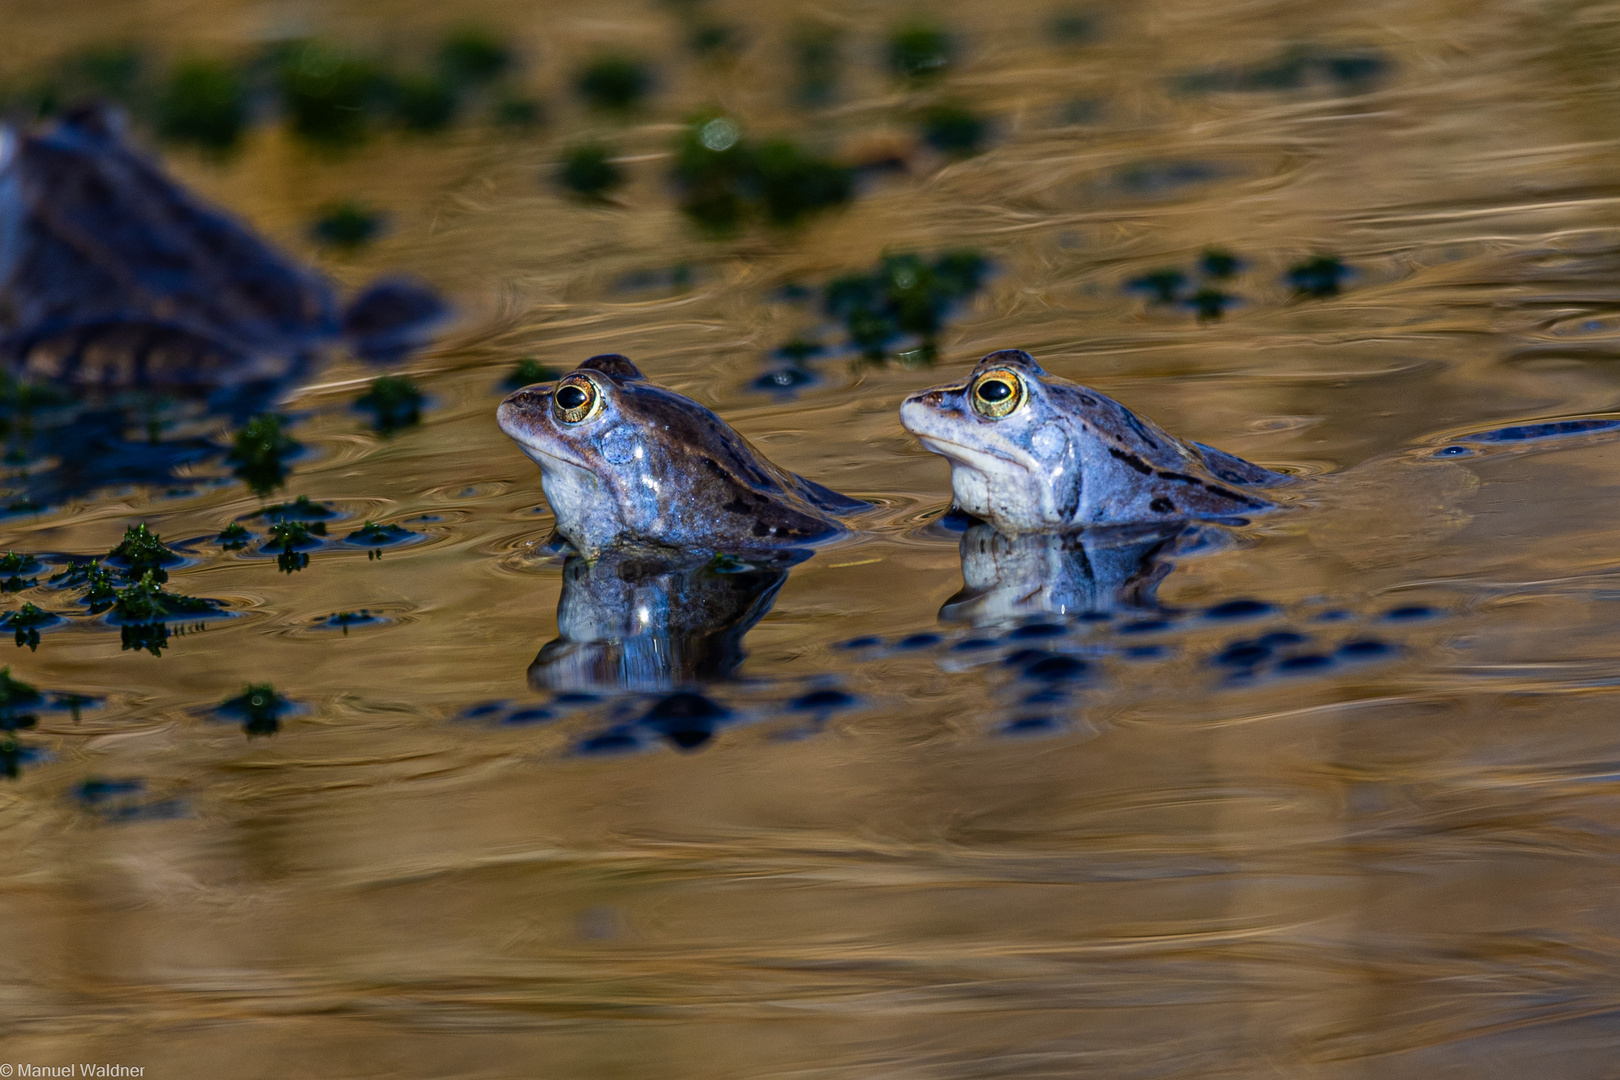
[970,369,1025,419]
[553,376,603,424]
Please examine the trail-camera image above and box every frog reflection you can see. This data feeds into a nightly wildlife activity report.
[528,552,800,693]
[939,520,1189,626]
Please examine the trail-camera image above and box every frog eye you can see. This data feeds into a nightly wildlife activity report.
[970,368,1026,419]
[553,376,603,424]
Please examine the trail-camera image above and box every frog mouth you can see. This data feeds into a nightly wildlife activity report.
[912,435,1026,472]
[513,439,592,472]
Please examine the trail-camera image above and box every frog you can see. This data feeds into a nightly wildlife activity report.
[498,353,867,557]
[900,349,1288,535]
[0,105,448,391]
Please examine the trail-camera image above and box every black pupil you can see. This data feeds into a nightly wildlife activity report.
[556,384,590,410]
[977,379,1013,403]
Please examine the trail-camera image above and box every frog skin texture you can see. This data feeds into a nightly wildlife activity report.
[901,349,1287,535]
[498,353,867,558]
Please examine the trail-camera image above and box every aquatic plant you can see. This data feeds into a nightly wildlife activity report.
[157,58,248,153]
[228,414,301,496]
[1288,255,1350,299]
[0,552,41,596]
[111,572,215,624]
[1187,288,1234,322]
[218,682,291,737]
[217,522,251,550]
[438,26,512,87]
[48,561,121,614]
[5,603,51,651]
[889,23,952,80]
[259,496,336,522]
[326,610,377,634]
[577,55,651,110]
[0,668,41,732]
[276,42,384,147]
[490,94,542,128]
[919,103,986,156]
[107,523,178,584]
[1127,268,1187,304]
[558,143,625,201]
[671,115,852,231]
[312,201,384,249]
[355,375,425,434]
[346,521,413,546]
[387,73,459,133]
[822,250,990,361]
[1200,248,1243,279]
[792,24,841,106]
[505,358,559,389]
[266,520,325,574]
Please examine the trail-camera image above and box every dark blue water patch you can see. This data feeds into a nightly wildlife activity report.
[253,496,339,522]
[1277,653,1334,674]
[1122,644,1169,659]
[1114,160,1222,197]
[837,635,882,650]
[1078,611,1112,622]
[932,507,980,533]
[576,724,644,756]
[952,637,998,652]
[1312,609,1353,622]
[1462,418,1620,443]
[1338,638,1394,660]
[639,692,729,751]
[75,777,143,805]
[1213,641,1272,667]
[1383,605,1437,622]
[896,633,942,649]
[1008,622,1066,640]
[459,700,510,721]
[501,707,556,726]
[1205,599,1275,621]
[1434,445,1474,457]
[1020,654,1090,683]
[1118,618,1171,635]
[789,688,857,712]
[1001,715,1064,736]
[317,609,385,633]
[1258,631,1308,647]
[552,691,602,707]
[1022,687,1070,705]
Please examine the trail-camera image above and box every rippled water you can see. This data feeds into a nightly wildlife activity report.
[8,0,1620,1075]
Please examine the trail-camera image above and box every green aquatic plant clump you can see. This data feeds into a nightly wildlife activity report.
[889,23,953,81]
[672,115,853,232]
[505,358,559,389]
[217,522,251,550]
[1288,254,1351,299]
[558,143,625,201]
[157,57,248,154]
[111,572,216,624]
[346,521,413,546]
[438,26,512,86]
[918,103,986,157]
[0,667,41,731]
[228,414,301,496]
[108,523,178,584]
[5,602,52,651]
[355,375,425,434]
[219,682,291,737]
[275,41,386,148]
[387,72,459,133]
[823,250,990,361]
[312,201,384,249]
[266,520,326,574]
[577,55,651,110]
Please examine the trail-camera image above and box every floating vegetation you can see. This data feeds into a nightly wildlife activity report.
[107,524,180,584]
[1176,45,1390,96]
[918,103,987,157]
[791,24,841,107]
[311,200,384,249]
[0,551,38,592]
[576,55,651,111]
[345,521,415,547]
[218,682,292,737]
[275,42,385,148]
[266,520,326,574]
[490,93,542,128]
[1288,254,1351,299]
[228,414,301,496]
[258,496,336,522]
[217,523,251,550]
[111,572,216,624]
[672,115,852,231]
[438,26,512,87]
[889,23,952,81]
[505,358,559,389]
[3,603,53,650]
[1127,268,1186,304]
[823,250,990,361]
[156,57,247,153]
[1187,288,1235,322]
[557,143,625,201]
[1200,248,1243,279]
[0,668,42,731]
[355,375,425,435]
[387,72,459,133]
[324,609,380,634]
